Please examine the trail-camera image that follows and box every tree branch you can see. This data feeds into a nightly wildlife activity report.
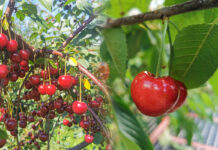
[67,141,90,150]
[5,0,15,21]
[59,15,97,50]
[104,0,218,28]
[88,106,110,139]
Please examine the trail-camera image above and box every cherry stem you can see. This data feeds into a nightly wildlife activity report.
[167,23,173,75]
[5,15,11,40]
[64,56,67,76]
[155,18,168,77]
[48,63,51,85]
[0,18,2,34]
[79,74,82,102]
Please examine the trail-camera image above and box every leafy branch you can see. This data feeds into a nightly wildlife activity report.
[104,0,218,28]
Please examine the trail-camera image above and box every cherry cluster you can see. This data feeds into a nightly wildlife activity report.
[0,33,30,85]
[131,71,187,117]
[0,33,109,149]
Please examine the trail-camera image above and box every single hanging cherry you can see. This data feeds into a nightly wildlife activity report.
[0,33,8,50]
[7,40,18,52]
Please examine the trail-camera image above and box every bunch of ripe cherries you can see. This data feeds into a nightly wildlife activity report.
[0,33,108,149]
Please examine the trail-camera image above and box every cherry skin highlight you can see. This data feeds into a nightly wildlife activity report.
[58,75,73,89]
[46,84,56,95]
[72,101,88,115]
[131,71,180,117]
[63,119,69,126]
[29,75,40,85]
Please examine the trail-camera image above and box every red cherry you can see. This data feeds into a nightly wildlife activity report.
[20,60,28,67]
[3,78,8,86]
[54,102,61,109]
[169,80,187,112]
[19,121,27,128]
[131,71,179,117]
[72,101,87,115]
[40,70,49,79]
[50,63,59,75]
[21,66,29,72]
[80,120,89,129]
[0,139,6,148]
[96,96,103,103]
[29,75,40,85]
[48,111,56,119]
[19,70,26,78]
[10,72,18,82]
[63,119,69,126]
[106,144,113,150]
[0,33,8,50]
[10,63,20,72]
[6,118,17,131]
[7,40,18,52]
[90,100,101,108]
[10,52,21,63]
[84,134,94,143]
[65,105,73,114]
[0,65,9,79]
[71,76,78,86]
[67,122,72,127]
[58,75,73,89]
[38,84,47,95]
[25,81,32,89]
[27,116,35,122]
[19,49,30,60]
[46,84,56,95]
[39,132,48,142]
[51,79,58,86]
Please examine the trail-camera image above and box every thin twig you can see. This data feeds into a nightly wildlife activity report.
[15,67,33,149]
[67,141,90,150]
[59,15,97,50]
[88,106,110,139]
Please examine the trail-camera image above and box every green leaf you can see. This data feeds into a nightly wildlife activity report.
[0,0,5,17]
[35,58,46,65]
[48,59,57,69]
[116,132,141,150]
[170,23,218,89]
[22,3,37,15]
[204,8,218,23]
[55,13,61,23]
[113,95,154,150]
[64,0,76,6]
[0,129,8,140]
[127,29,150,59]
[16,10,25,21]
[209,69,218,95]
[100,41,112,62]
[107,0,150,18]
[168,11,205,41]
[30,32,38,41]
[93,132,103,144]
[103,28,127,78]
[38,0,53,12]
[164,0,188,6]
